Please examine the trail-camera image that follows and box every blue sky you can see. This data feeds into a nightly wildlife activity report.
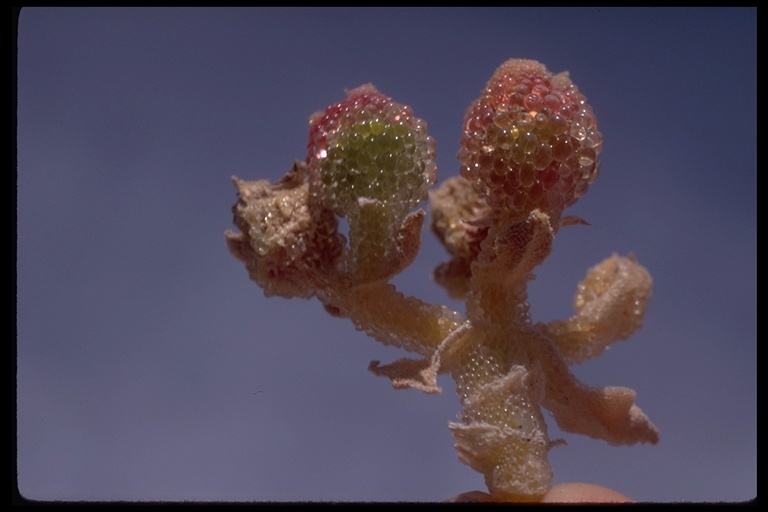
[16,7,756,503]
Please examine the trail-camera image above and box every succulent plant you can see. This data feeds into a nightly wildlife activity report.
[227,59,657,502]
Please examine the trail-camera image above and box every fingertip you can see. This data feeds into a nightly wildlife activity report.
[541,482,633,503]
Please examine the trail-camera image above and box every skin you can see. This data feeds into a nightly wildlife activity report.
[447,483,632,503]
[541,483,633,503]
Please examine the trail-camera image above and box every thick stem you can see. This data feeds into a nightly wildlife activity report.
[346,200,400,281]
[466,209,554,328]
[324,281,464,357]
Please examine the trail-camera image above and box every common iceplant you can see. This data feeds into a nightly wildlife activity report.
[225,59,659,502]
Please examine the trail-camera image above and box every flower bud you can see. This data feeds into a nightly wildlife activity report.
[306,83,436,223]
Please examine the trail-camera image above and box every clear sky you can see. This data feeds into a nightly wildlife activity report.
[16,7,756,503]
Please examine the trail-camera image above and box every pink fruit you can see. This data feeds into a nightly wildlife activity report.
[459,59,602,221]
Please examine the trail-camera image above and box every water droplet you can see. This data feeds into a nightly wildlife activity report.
[493,111,514,130]
[550,114,568,135]
[543,94,561,110]
[578,147,596,166]
[520,132,538,154]
[520,161,536,187]
[533,142,553,170]
[570,123,587,141]
[524,93,543,111]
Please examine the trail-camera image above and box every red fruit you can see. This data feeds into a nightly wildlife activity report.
[459,59,602,221]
